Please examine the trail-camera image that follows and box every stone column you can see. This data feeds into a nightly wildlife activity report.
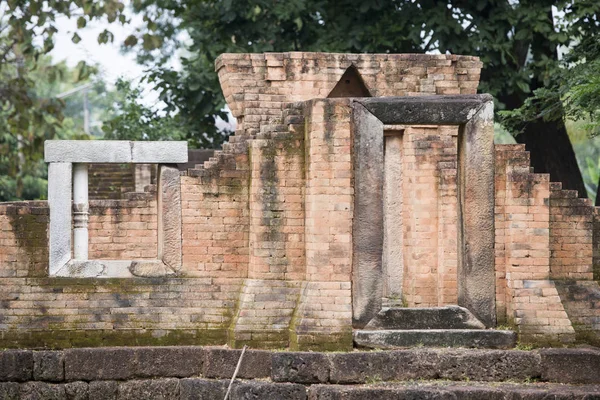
[352,103,384,327]
[457,100,496,327]
[383,132,404,306]
[72,163,89,260]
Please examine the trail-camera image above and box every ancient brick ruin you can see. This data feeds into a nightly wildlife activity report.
[1,52,599,351]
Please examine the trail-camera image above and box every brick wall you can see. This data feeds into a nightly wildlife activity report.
[216,52,482,139]
[549,186,594,280]
[0,200,237,348]
[88,164,136,200]
[401,126,459,307]
[88,197,158,260]
[3,52,600,350]
[495,145,577,344]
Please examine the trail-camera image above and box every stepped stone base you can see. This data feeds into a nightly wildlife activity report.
[354,329,517,349]
[310,382,600,399]
[2,346,600,398]
[4,380,600,399]
[365,306,486,330]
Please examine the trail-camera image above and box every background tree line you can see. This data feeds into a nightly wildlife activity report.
[1,0,599,201]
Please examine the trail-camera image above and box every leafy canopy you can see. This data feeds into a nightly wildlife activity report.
[124,0,600,146]
[0,1,127,199]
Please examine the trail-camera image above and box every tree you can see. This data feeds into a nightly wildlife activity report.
[0,0,127,199]
[0,56,122,201]
[126,0,600,196]
[502,22,600,201]
[102,78,186,142]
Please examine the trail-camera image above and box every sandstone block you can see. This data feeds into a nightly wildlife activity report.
[64,381,88,400]
[271,352,329,383]
[202,348,271,379]
[88,381,117,400]
[65,348,135,381]
[0,382,19,400]
[0,350,33,382]
[118,378,179,400]
[541,348,600,384]
[20,381,66,400]
[44,140,187,163]
[34,351,65,382]
[134,346,204,378]
[329,350,439,383]
[436,350,541,381]
[179,378,227,400]
[232,381,307,400]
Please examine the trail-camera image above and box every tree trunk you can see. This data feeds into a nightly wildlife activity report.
[514,118,586,197]
[506,6,587,198]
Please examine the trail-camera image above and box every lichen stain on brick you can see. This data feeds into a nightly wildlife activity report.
[7,211,49,278]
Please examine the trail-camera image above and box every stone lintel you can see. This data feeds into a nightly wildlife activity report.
[356,94,493,125]
[44,141,188,163]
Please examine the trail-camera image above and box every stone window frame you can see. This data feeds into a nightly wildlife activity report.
[351,94,496,328]
[44,140,187,278]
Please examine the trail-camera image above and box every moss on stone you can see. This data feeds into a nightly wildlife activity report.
[0,328,229,349]
[290,330,353,352]
[229,330,289,349]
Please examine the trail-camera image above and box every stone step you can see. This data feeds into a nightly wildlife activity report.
[365,306,486,330]
[310,382,600,399]
[354,329,516,349]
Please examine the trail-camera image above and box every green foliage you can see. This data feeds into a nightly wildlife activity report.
[499,1,600,135]
[123,0,600,151]
[0,55,123,201]
[124,0,430,148]
[102,79,186,141]
[571,131,600,201]
[0,1,127,199]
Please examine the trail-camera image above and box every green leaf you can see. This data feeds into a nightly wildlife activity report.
[124,35,138,47]
[77,17,87,29]
[71,33,82,44]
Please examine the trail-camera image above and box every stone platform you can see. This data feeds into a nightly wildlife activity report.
[1,346,600,399]
[356,306,517,349]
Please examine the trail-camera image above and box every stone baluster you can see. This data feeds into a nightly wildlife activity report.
[73,163,89,260]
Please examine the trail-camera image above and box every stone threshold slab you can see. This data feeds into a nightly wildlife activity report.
[354,329,517,349]
[54,259,176,278]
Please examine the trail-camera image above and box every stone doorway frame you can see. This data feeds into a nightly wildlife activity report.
[44,140,187,278]
[351,94,495,328]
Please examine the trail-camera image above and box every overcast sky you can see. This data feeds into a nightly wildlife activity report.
[50,14,146,86]
[48,12,234,132]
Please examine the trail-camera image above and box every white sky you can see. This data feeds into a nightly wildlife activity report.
[49,12,234,132]
[51,14,146,86]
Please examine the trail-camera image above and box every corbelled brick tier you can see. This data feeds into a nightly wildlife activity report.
[216,52,482,139]
[1,347,600,399]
